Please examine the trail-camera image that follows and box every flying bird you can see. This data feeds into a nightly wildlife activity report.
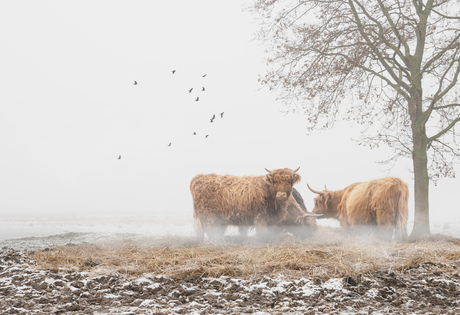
[168,142,171,146]
[172,70,176,74]
[211,114,215,120]
[202,74,207,77]
[118,155,121,160]
[195,97,199,101]
[134,81,138,85]
[210,118,214,123]
[188,88,193,93]
[220,112,224,118]
[193,132,197,135]
[205,135,209,138]
[202,87,205,91]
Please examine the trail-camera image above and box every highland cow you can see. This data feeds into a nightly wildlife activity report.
[190,168,320,242]
[308,177,409,241]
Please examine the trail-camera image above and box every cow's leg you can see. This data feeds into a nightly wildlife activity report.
[255,226,269,242]
[207,226,226,242]
[193,217,205,243]
[237,226,253,243]
[196,227,205,243]
[270,225,284,239]
[339,220,354,238]
[238,226,249,238]
[378,225,394,241]
[206,218,226,242]
[216,224,226,241]
[376,212,395,241]
[205,226,216,241]
[339,218,350,229]
[255,216,271,242]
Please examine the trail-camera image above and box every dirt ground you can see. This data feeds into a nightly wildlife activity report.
[1,235,460,314]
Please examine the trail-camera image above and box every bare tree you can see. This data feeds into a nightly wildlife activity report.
[250,0,460,238]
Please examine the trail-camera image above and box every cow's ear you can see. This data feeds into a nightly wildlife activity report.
[265,173,273,183]
[292,173,301,184]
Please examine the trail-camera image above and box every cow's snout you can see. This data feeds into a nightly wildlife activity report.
[276,191,288,200]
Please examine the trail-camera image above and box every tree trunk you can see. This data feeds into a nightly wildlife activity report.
[410,118,430,238]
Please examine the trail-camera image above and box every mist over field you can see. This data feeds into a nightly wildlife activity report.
[0,1,459,244]
[2,2,460,314]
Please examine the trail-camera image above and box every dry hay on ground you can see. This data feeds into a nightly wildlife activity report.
[32,233,460,280]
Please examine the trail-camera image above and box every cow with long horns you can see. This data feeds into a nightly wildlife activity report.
[308,177,409,241]
[190,167,320,242]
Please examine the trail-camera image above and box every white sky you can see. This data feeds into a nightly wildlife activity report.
[0,1,458,227]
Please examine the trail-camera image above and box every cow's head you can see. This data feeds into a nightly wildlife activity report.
[265,167,301,204]
[307,184,336,218]
[281,195,322,238]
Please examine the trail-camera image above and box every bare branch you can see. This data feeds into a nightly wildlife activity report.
[428,117,460,142]
[433,103,460,110]
[251,0,460,183]
[348,0,412,93]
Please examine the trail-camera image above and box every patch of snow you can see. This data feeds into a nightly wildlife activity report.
[146,283,162,290]
[68,286,80,293]
[121,282,132,290]
[44,277,55,285]
[104,293,121,299]
[133,277,153,285]
[435,293,446,300]
[431,278,455,286]
[168,289,181,297]
[366,288,379,298]
[189,301,205,308]
[262,288,276,296]
[155,274,172,282]
[203,290,222,296]
[299,280,319,297]
[250,282,268,290]
[138,299,154,307]
[322,278,343,290]
[271,285,286,293]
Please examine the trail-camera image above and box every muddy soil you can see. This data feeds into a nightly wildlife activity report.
[1,247,459,314]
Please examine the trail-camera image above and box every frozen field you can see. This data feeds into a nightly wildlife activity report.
[1,214,459,314]
[0,213,458,249]
[0,213,195,242]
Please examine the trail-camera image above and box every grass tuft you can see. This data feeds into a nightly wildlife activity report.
[31,232,460,280]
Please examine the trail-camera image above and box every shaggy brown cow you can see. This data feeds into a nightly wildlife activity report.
[190,168,319,242]
[277,188,319,239]
[308,177,409,241]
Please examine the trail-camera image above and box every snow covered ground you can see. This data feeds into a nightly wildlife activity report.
[1,214,459,314]
[1,246,459,314]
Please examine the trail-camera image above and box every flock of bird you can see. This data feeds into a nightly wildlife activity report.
[119,70,224,160]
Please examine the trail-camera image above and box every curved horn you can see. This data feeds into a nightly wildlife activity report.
[264,168,273,174]
[307,183,324,195]
[293,166,300,173]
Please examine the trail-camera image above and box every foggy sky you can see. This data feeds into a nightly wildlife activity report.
[0,1,458,228]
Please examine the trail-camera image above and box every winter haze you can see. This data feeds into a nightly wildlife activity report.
[0,1,459,240]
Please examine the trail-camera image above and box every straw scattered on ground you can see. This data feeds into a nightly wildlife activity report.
[3,230,460,314]
[32,232,460,280]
